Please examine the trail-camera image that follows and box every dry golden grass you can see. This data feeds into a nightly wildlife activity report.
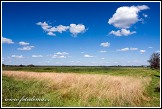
[2,71,151,106]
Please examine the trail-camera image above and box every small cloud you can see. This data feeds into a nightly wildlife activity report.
[18,46,34,51]
[81,52,85,53]
[99,50,107,53]
[101,58,105,60]
[19,41,29,46]
[84,54,94,58]
[2,37,14,44]
[140,50,146,54]
[36,22,52,31]
[47,32,56,36]
[69,24,86,36]
[55,52,69,55]
[11,55,23,58]
[143,13,148,18]
[32,55,43,58]
[148,47,153,49]
[117,47,129,51]
[100,42,110,47]
[52,55,66,58]
[52,52,69,58]
[130,47,138,51]
[109,29,136,36]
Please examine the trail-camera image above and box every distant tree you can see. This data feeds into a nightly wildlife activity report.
[27,64,35,67]
[19,64,25,67]
[2,64,5,67]
[148,53,160,69]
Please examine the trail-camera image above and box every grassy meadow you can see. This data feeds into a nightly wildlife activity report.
[2,66,160,107]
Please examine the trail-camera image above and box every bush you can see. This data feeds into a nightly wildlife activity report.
[148,53,160,69]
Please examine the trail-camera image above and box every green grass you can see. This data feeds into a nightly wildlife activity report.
[2,66,160,107]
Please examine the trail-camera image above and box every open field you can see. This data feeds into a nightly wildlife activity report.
[2,66,160,107]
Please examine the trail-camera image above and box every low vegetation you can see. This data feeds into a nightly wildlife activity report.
[2,66,160,107]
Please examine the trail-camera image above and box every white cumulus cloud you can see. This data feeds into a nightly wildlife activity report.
[100,42,110,47]
[108,5,149,29]
[2,37,14,44]
[19,41,29,46]
[109,29,136,36]
[69,24,86,36]
[18,46,34,51]
[37,22,86,37]
[47,32,56,36]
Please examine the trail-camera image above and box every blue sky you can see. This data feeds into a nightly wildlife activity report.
[2,2,160,66]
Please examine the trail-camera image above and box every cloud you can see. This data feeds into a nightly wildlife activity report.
[36,22,52,31]
[84,54,94,58]
[117,47,138,51]
[18,46,34,50]
[52,55,67,58]
[32,55,43,58]
[108,5,149,28]
[140,50,146,53]
[2,37,14,44]
[69,24,86,36]
[100,42,110,47]
[130,47,138,50]
[148,47,153,49]
[143,13,148,18]
[55,52,69,55]
[37,22,86,37]
[52,52,69,58]
[109,29,136,36]
[101,58,105,60]
[11,55,23,58]
[99,50,107,53]
[120,47,129,51]
[47,32,56,36]
[19,41,29,45]
[56,25,69,33]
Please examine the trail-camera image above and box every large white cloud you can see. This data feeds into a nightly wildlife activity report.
[18,46,34,50]
[19,41,29,46]
[100,42,110,47]
[108,5,149,29]
[69,24,86,36]
[2,37,14,44]
[109,29,136,36]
